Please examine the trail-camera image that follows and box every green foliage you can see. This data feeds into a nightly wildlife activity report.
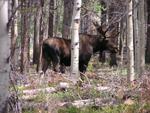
[33,92,47,102]
[22,107,49,113]
[58,103,150,113]
[93,2,104,13]
[145,64,150,70]
[87,62,94,72]
[81,87,102,98]
[58,106,81,113]
[141,103,150,111]
[50,90,77,102]
[119,68,128,76]
[17,85,27,91]
[82,0,104,14]
[33,91,76,103]
[22,108,38,113]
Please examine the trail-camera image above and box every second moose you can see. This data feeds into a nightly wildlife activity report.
[42,24,118,73]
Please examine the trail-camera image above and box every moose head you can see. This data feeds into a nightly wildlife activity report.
[93,21,119,66]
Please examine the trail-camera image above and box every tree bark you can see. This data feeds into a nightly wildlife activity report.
[133,0,140,75]
[33,8,41,64]
[62,0,74,39]
[48,0,55,37]
[138,0,146,75]
[70,0,81,83]
[146,0,150,63]
[11,0,18,67]
[0,1,9,112]
[127,0,135,82]
[20,0,29,74]
[36,0,47,72]
[134,0,146,76]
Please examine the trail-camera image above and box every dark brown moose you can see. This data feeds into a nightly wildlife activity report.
[42,25,118,73]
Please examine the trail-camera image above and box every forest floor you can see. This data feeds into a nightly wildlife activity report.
[10,56,150,113]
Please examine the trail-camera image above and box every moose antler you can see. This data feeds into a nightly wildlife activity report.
[93,21,109,39]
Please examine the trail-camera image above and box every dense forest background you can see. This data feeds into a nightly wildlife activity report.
[0,0,150,113]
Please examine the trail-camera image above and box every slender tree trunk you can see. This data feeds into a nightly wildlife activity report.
[71,0,81,83]
[127,0,135,82]
[20,0,29,73]
[33,8,41,64]
[119,16,127,67]
[27,0,31,65]
[138,0,146,75]
[54,0,59,36]
[146,0,150,63]
[133,0,140,75]
[36,0,47,72]
[54,0,63,36]
[62,0,74,39]
[48,0,55,37]
[0,1,9,112]
[134,0,146,76]
[11,0,18,67]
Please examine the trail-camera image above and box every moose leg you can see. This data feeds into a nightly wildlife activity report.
[79,64,87,73]
[99,51,105,63]
[52,55,60,72]
[79,54,91,72]
[79,63,88,80]
[60,64,65,73]
[109,53,117,67]
[99,52,102,62]
[79,59,90,79]
[42,58,50,73]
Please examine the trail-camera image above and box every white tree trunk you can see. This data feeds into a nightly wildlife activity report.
[71,0,81,83]
[127,0,135,82]
[0,0,9,112]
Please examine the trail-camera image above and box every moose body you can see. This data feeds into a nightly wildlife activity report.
[42,33,118,73]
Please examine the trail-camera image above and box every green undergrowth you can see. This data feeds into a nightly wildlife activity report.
[27,89,78,103]
[58,103,150,113]
[22,103,150,113]
[23,109,38,113]
[87,62,95,72]
[50,91,77,102]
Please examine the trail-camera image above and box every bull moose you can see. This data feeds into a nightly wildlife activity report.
[42,25,118,73]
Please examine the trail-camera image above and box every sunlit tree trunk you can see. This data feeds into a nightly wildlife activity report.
[0,1,10,112]
[62,0,74,39]
[71,0,81,83]
[127,0,135,82]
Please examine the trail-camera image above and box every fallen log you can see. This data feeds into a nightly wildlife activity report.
[22,97,117,109]
[59,98,117,108]
[22,87,56,95]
